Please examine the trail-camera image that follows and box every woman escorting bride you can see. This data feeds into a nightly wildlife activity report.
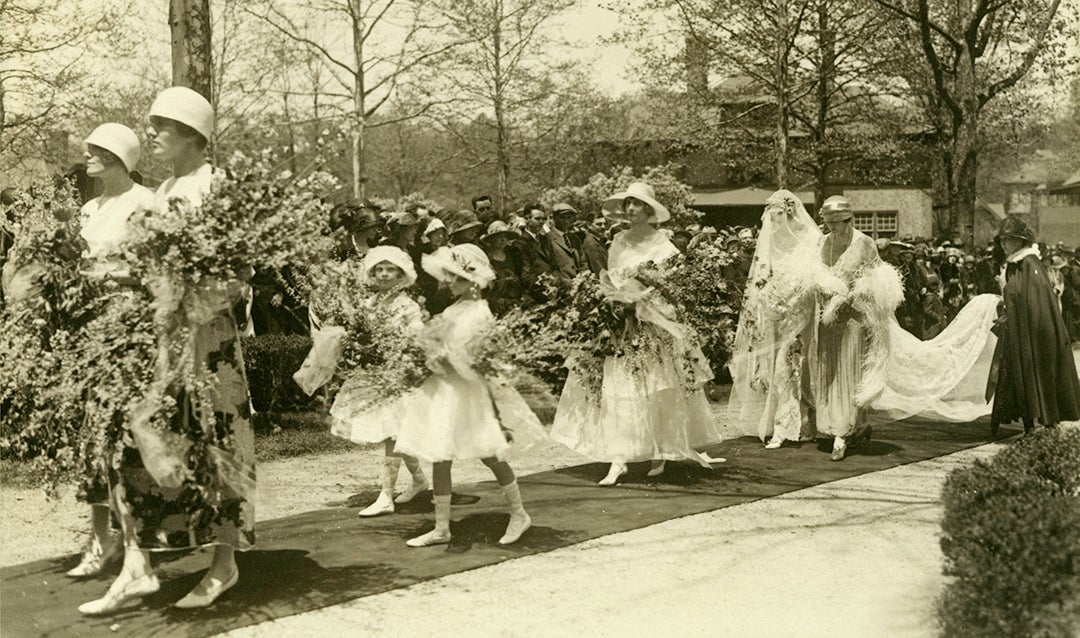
[731,191,1001,458]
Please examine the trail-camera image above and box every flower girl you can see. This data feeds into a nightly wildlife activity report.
[330,245,430,516]
[395,244,546,547]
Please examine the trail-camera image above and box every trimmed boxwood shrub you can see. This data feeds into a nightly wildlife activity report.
[241,334,317,416]
[938,427,1080,637]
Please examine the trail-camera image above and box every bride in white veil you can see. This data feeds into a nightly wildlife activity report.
[728,191,844,447]
[730,190,1001,447]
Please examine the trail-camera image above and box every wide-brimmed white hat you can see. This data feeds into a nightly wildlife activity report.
[601,182,670,223]
[361,245,417,287]
[149,86,214,142]
[422,243,496,289]
[85,123,141,172]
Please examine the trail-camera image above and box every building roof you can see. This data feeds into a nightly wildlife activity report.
[1050,169,1080,193]
[691,187,816,207]
[976,200,1007,220]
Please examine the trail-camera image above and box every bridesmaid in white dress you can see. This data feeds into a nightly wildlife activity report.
[550,182,725,486]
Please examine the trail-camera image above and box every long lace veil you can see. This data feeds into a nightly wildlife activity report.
[728,190,824,439]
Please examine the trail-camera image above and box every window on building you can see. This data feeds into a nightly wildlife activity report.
[853,211,898,239]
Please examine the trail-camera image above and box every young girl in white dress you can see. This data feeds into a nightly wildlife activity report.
[550,182,725,485]
[394,244,546,547]
[329,245,430,516]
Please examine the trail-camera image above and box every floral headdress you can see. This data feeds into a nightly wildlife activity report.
[421,243,496,289]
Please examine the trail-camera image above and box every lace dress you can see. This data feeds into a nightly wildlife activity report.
[550,230,723,465]
[330,292,425,443]
[114,164,256,550]
[394,299,546,462]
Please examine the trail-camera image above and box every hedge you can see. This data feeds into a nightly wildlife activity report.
[240,334,317,417]
[938,427,1080,637]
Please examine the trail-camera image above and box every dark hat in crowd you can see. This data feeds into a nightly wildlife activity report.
[448,210,484,236]
[332,201,381,233]
[995,215,1035,245]
[552,202,578,216]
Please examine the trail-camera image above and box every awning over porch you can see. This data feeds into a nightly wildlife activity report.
[691,187,816,208]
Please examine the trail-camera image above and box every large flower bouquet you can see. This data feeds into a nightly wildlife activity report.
[0,179,160,495]
[330,292,430,409]
[125,152,337,292]
[121,152,340,454]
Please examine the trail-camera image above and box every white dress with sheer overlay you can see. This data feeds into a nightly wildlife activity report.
[550,229,723,465]
[394,299,546,463]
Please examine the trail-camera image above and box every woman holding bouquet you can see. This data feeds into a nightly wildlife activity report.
[329,245,430,516]
[550,182,724,486]
[728,190,846,449]
[80,87,255,614]
[395,244,546,547]
[63,124,156,580]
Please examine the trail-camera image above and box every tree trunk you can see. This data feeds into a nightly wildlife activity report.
[811,2,835,215]
[493,0,510,209]
[351,0,366,200]
[774,0,790,189]
[169,0,213,100]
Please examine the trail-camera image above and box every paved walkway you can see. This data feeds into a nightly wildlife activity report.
[223,441,1005,638]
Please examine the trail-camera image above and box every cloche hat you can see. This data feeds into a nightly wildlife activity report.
[421,243,496,289]
[149,86,214,142]
[361,245,417,287]
[85,123,142,172]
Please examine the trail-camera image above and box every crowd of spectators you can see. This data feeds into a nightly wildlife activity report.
[238,195,1080,345]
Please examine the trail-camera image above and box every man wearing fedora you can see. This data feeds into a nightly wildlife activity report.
[988,215,1080,436]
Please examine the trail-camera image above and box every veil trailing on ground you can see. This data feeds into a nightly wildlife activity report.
[870,294,999,423]
[729,191,1000,439]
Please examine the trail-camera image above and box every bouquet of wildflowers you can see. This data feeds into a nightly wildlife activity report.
[0,179,163,495]
[124,151,338,311]
[331,293,430,407]
[659,239,747,377]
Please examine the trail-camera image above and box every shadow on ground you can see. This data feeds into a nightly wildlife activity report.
[1,419,992,637]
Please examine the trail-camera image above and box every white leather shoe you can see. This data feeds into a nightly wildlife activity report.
[498,513,531,545]
[174,569,238,609]
[406,529,451,548]
[78,573,160,616]
[67,538,123,578]
[646,460,667,477]
[394,479,429,504]
[358,493,395,517]
[597,463,628,486]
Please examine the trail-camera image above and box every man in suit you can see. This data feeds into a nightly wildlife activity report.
[515,204,558,303]
[548,203,581,279]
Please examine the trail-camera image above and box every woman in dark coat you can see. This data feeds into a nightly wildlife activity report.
[988,215,1080,436]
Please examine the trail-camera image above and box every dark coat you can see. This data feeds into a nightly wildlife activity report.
[578,230,608,275]
[989,253,1080,426]
[547,227,580,279]
[515,231,558,302]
